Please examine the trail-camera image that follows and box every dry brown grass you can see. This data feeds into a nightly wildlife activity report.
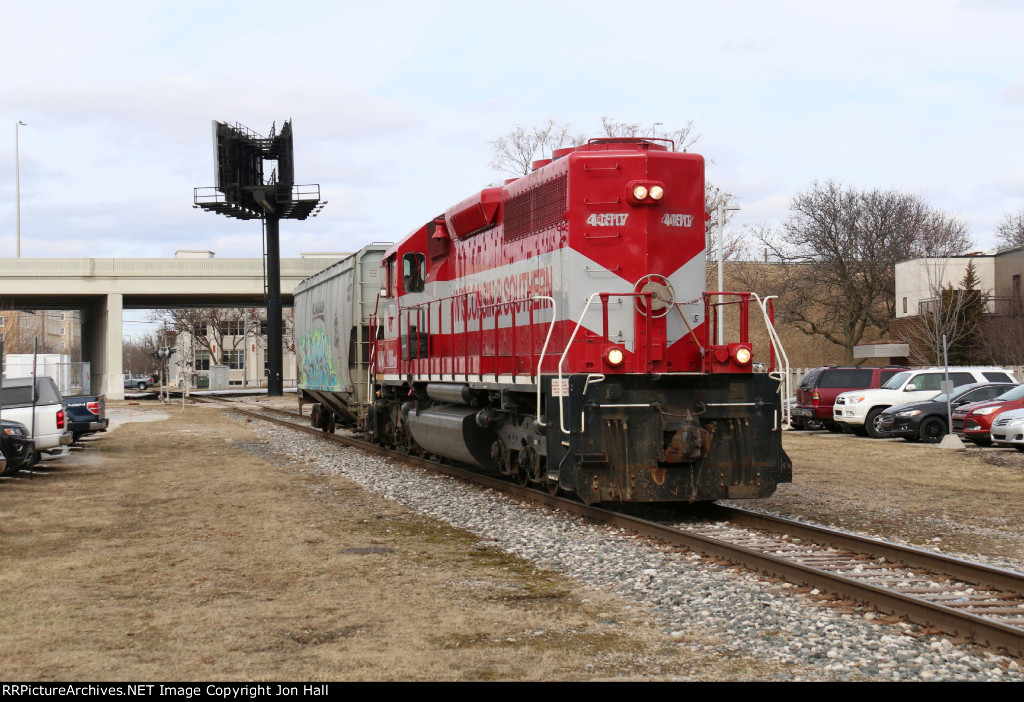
[0,402,800,681]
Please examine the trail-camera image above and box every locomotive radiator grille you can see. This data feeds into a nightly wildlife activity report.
[504,174,567,241]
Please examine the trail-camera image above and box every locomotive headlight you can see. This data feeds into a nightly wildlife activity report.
[605,347,625,366]
[733,346,752,365]
[649,185,664,200]
[632,185,649,200]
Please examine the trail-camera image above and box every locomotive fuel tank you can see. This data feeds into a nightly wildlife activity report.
[405,404,498,468]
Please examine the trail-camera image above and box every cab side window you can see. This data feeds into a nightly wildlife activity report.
[382,259,394,298]
[403,252,426,293]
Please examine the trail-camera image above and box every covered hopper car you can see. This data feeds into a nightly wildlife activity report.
[295,138,792,504]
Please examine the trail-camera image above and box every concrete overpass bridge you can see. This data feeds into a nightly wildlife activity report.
[0,255,345,399]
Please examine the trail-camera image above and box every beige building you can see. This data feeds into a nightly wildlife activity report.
[895,248,1024,318]
[0,310,81,358]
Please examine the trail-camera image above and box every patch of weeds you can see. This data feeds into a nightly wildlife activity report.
[286,625,364,646]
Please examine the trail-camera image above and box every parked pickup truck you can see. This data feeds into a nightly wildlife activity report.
[65,394,108,442]
[124,374,154,391]
[1,377,73,460]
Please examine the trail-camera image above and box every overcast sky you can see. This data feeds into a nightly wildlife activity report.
[3,0,1023,267]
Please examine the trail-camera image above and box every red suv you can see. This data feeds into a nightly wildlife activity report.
[952,384,1024,445]
[791,366,907,431]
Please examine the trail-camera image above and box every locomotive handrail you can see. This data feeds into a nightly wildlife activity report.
[703,291,752,350]
[532,295,557,428]
[751,293,790,429]
[399,291,554,383]
[556,291,654,435]
[400,289,483,377]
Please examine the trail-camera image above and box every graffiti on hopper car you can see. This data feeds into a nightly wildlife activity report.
[299,326,342,390]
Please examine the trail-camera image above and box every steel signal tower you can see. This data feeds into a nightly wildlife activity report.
[194,120,326,396]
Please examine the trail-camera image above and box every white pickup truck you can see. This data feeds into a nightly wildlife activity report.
[0,377,73,461]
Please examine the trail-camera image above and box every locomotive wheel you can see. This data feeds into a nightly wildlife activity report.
[407,432,425,458]
[517,449,534,486]
[380,420,395,448]
[546,478,561,496]
[326,413,337,434]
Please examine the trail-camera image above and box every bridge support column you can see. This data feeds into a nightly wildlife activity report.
[82,294,124,400]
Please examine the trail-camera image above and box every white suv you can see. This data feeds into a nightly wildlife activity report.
[833,367,1018,438]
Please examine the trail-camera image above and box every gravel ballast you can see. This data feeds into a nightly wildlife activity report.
[254,418,1023,682]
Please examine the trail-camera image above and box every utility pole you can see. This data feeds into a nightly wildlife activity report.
[715,202,740,345]
[15,121,26,258]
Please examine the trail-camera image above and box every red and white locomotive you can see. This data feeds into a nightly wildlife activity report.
[296,138,791,503]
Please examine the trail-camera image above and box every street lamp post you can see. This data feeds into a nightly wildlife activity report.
[15,121,27,258]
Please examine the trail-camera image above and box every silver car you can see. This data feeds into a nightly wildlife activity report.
[990,408,1024,451]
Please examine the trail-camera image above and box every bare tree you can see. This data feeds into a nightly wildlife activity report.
[979,267,1024,364]
[489,120,583,176]
[122,332,159,375]
[981,308,1024,365]
[489,118,703,177]
[704,182,747,267]
[153,307,294,387]
[595,117,699,151]
[752,181,972,363]
[996,208,1024,250]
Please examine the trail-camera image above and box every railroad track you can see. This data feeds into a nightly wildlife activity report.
[201,395,1024,659]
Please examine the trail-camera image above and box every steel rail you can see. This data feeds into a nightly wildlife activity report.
[718,506,1024,596]
[208,398,1024,658]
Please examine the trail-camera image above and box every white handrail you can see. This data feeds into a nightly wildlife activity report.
[556,292,606,434]
[532,296,557,427]
[750,293,790,428]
